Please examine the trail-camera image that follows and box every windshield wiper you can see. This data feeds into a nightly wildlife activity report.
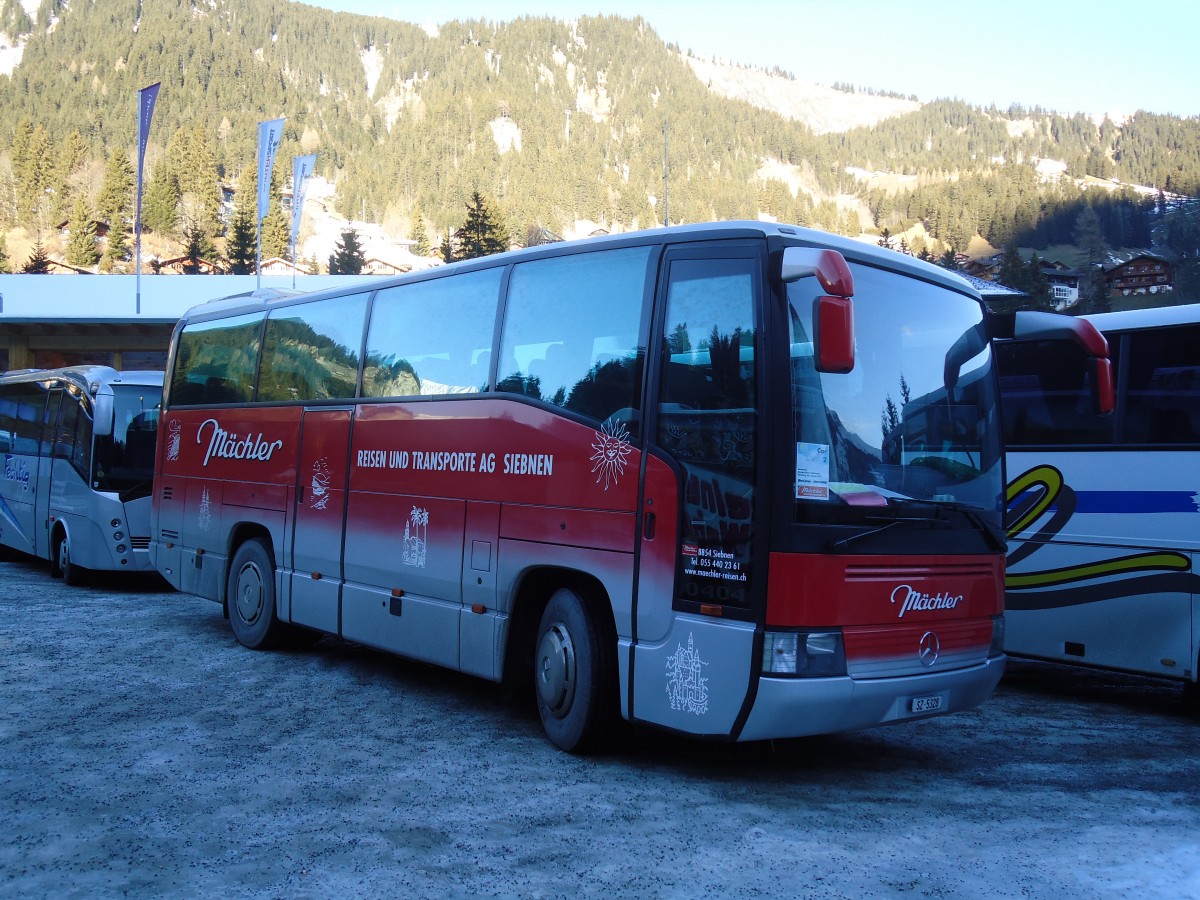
[888,497,1007,553]
[828,510,944,552]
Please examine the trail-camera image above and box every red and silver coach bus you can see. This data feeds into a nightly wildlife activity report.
[151,221,1110,751]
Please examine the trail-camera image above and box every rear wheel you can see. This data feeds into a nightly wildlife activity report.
[227,539,289,650]
[534,587,616,753]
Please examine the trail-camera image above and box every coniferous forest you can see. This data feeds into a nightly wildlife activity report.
[0,0,1197,293]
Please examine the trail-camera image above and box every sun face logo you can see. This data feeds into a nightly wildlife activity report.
[590,418,632,491]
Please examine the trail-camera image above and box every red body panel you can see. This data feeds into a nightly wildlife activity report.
[766,552,1003,627]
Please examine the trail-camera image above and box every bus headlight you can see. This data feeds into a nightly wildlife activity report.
[113,532,124,541]
[989,615,1006,657]
[116,545,127,554]
[111,518,122,528]
[762,630,846,677]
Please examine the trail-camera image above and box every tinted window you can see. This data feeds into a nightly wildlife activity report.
[1120,325,1200,445]
[170,313,264,406]
[364,269,501,398]
[259,293,368,402]
[997,339,1116,446]
[54,391,92,479]
[656,255,758,609]
[497,247,651,431]
[1,384,46,455]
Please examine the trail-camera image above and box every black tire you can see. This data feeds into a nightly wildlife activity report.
[534,587,616,753]
[57,532,85,587]
[227,539,289,650]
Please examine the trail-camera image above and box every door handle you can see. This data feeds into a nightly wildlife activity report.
[643,511,656,540]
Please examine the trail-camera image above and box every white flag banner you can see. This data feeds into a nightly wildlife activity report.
[256,117,285,222]
[135,82,160,228]
[290,154,317,256]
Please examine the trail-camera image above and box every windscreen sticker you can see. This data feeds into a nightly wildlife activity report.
[795,441,830,500]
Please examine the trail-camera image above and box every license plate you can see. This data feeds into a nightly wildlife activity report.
[911,695,943,713]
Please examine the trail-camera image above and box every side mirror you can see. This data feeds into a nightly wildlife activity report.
[1091,356,1115,415]
[91,392,114,437]
[815,295,854,374]
[1002,311,1114,416]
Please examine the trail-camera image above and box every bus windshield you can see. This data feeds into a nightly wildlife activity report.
[788,264,1003,528]
[93,384,160,496]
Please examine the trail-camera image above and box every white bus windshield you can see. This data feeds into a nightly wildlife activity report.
[93,385,160,496]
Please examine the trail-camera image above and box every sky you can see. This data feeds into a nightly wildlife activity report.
[298,0,1199,118]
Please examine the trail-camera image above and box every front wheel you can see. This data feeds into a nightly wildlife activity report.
[56,532,85,587]
[227,539,289,650]
[534,588,616,753]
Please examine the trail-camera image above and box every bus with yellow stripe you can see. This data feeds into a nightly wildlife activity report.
[996,303,1200,697]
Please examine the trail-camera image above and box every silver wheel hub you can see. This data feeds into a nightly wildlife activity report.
[536,621,576,718]
[235,564,264,625]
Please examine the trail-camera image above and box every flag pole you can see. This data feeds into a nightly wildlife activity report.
[135,83,160,314]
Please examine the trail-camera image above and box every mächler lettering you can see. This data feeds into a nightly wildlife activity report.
[197,418,284,467]
[890,584,963,618]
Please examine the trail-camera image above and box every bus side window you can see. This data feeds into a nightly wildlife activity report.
[996,340,1115,447]
[171,313,264,407]
[1121,325,1200,446]
[497,246,652,433]
[11,385,45,456]
[363,269,501,398]
[259,292,368,402]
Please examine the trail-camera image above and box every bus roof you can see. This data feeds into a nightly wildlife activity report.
[0,365,164,392]
[173,221,981,325]
[1084,302,1200,333]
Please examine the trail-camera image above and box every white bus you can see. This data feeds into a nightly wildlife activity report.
[0,366,163,583]
[996,303,1200,697]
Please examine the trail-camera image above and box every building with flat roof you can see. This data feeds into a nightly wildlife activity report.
[0,273,374,372]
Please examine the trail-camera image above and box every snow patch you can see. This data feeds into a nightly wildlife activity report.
[685,55,919,135]
[1005,118,1036,138]
[489,117,521,154]
[1034,157,1069,182]
[361,45,382,97]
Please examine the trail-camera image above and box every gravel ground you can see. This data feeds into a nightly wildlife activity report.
[1,551,1198,899]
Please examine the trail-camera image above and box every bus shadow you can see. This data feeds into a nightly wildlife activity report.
[999,657,1195,718]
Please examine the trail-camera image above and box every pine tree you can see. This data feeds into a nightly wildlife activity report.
[97,149,135,231]
[16,123,52,228]
[453,191,510,261]
[328,227,366,274]
[261,201,290,260]
[142,164,181,235]
[180,221,213,274]
[64,197,100,268]
[22,238,51,274]
[411,209,431,256]
[1025,255,1053,311]
[102,223,129,273]
[225,205,257,274]
[997,245,1027,290]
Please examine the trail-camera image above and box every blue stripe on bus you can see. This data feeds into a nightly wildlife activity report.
[1071,491,1200,514]
[1010,489,1200,515]
[0,495,28,537]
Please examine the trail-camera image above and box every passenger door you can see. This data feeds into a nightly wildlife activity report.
[632,245,764,736]
[289,407,352,634]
